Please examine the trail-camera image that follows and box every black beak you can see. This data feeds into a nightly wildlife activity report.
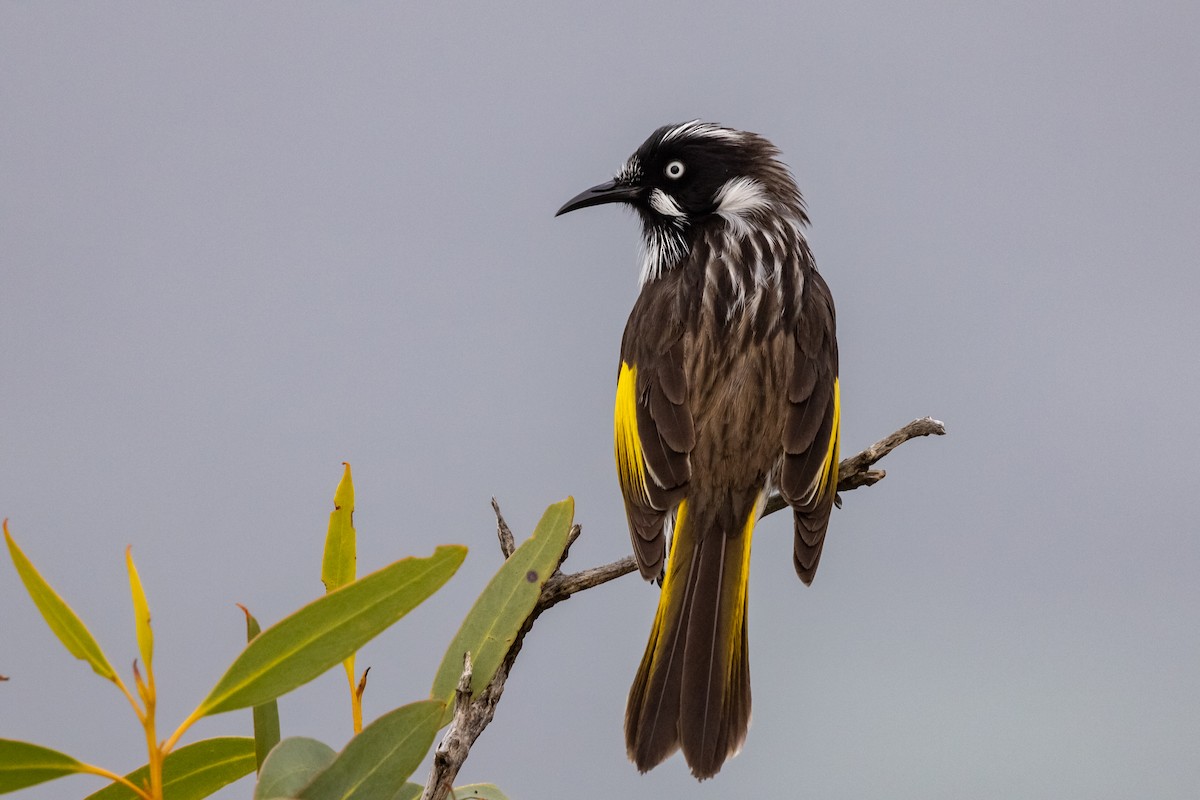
[555,180,642,217]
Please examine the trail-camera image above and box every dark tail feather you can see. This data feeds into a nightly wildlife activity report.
[625,498,756,779]
[626,502,694,771]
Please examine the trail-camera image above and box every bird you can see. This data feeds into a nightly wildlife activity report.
[556,121,840,780]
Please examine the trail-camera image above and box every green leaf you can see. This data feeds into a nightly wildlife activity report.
[198,545,466,716]
[83,737,255,800]
[239,604,282,773]
[125,546,153,670]
[389,783,423,800]
[0,739,85,793]
[430,498,573,718]
[297,700,444,800]
[453,784,510,800]
[3,522,117,681]
[322,463,356,593]
[253,738,336,800]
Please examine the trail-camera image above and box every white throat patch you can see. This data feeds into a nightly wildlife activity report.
[638,225,687,287]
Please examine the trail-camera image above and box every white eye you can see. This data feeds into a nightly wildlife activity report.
[664,160,685,179]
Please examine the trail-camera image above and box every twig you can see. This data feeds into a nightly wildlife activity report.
[491,497,515,558]
[419,416,943,799]
[544,416,947,601]
[765,415,945,516]
[420,653,475,800]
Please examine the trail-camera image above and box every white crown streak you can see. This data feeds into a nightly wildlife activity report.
[661,120,746,144]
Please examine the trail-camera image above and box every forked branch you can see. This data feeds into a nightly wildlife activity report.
[420,416,945,799]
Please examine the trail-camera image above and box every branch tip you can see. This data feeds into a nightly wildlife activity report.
[491,497,516,559]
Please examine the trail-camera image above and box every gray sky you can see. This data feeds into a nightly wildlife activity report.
[3,2,1198,798]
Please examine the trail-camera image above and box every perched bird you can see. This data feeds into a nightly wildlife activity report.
[557,121,840,779]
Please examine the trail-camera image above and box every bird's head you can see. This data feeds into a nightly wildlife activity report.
[557,121,807,281]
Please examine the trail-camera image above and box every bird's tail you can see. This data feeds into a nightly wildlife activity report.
[625,495,758,779]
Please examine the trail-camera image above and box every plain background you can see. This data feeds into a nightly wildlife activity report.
[3,3,1198,798]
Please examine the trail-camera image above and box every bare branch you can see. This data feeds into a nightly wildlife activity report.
[543,416,946,601]
[421,652,475,800]
[419,417,943,799]
[420,575,548,800]
[558,523,582,569]
[765,416,945,516]
[491,496,515,559]
[540,554,639,606]
[836,416,945,490]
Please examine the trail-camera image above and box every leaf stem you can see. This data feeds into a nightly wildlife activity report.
[344,656,363,734]
[142,677,162,798]
[77,761,153,800]
[112,673,147,725]
[161,704,204,757]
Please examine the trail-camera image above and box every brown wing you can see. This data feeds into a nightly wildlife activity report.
[779,270,840,584]
[615,332,693,581]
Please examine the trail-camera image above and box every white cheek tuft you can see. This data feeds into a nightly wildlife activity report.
[710,179,768,230]
[649,188,686,219]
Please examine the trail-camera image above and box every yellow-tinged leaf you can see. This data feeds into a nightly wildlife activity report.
[3,521,117,682]
[321,464,363,734]
[125,546,153,670]
[322,462,356,594]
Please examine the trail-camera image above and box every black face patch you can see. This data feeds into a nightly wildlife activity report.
[630,126,756,219]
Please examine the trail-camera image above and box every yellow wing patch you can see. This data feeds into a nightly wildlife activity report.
[655,499,688,609]
[817,377,841,499]
[615,361,650,504]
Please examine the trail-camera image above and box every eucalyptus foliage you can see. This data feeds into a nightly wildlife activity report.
[3,468,573,799]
